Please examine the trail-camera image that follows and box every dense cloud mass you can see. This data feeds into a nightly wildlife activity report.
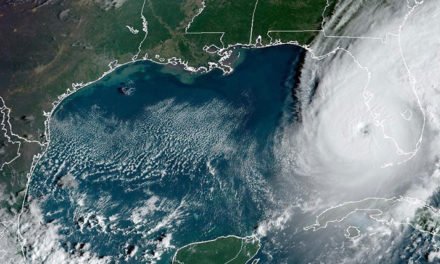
[283,0,439,204]
[274,0,440,261]
[3,0,440,263]
[0,199,109,264]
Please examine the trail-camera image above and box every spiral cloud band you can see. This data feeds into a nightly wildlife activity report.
[286,0,439,205]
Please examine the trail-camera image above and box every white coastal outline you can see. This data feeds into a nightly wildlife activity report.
[311,0,425,166]
[344,225,361,239]
[303,0,434,243]
[171,235,260,264]
[2,0,426,261]
[394,0,426,163]
[258,0,429,239]
[304,197,398,232]
[2,0,422,176]
[186,0,386,52]
[303,196,440,238]
[291,44,420,167]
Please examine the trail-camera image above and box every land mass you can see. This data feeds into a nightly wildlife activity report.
[173,235,260,264]
[0,0,336,218]
[0,0,338,262]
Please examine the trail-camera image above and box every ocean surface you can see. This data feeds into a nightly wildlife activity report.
[28,45,304,263]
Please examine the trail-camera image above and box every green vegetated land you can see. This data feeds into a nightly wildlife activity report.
[0,0,147,208]
[173,236,260,264]
[188,0,333,45]
[0,0,335,210]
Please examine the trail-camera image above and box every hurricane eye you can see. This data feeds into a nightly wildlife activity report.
[359,124,371,136]
[355,122,371,137]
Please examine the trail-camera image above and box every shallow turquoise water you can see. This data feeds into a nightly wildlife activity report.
[29,45,303,263]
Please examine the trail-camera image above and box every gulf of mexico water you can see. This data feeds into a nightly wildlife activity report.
[28,45,303,263]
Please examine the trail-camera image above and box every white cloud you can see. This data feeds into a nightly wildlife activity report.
[13,200,110,264]
[279,0,440,206]
[270,0,440,261]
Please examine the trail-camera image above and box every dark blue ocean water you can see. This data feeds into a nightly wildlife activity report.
[29,45,303,263]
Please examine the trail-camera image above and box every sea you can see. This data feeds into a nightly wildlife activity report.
[28,45,305,263]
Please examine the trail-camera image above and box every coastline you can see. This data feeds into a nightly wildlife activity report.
[10,0,340,260]
[171,235,261,264]
[19,44,302,262]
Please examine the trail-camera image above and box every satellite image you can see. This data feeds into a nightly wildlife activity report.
[0,0,439,263]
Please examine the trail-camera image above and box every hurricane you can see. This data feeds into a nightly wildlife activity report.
[10,0,440,263]
[272,0,440,262]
